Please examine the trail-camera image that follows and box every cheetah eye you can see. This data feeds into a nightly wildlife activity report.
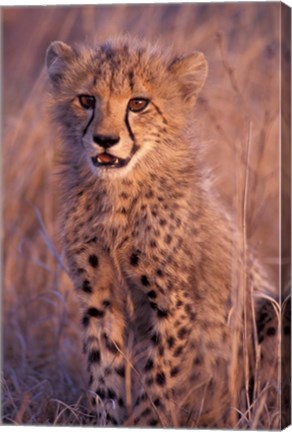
[128,98,149,113]
[78,95,95,110]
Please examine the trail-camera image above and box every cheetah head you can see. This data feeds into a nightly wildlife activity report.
[46,39,208,179]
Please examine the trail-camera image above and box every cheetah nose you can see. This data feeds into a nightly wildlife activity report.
[93,134,120,149]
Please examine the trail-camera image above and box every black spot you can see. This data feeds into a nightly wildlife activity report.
[120,207,127,214]
[170,366,180,377]
[96,387,106,399]
[149,301,157,310]
[88,350,101,363]
[104,367,112,376]
[103,300,111,308]
[77,267,85,274]
[164,234,172,245]
[120,191,129,199]
[134,396,141,407]
[85,236,97,244]
[184,303,192,313]
[134,416,141,425]
[149,419,158,426]
[88,254,98,268]
[151,332,161,345]
[145,358,154,371]
[189,312,196,321]
[147,290,157,299]
[156,269,163,277]
[106,414,118,425]
[118,398,124,407]
[92,396,96,406]
[75,247,86,255]
[176,299,183,307]
[145,190,154,199]
[284,325,290,335]
[174,346,184,357]
[111,417,118,426]
[178,326,188,339]
[153,398,161,407]
[167,336,175,348]
[267,327,276,336]
[156,371,166,386]
[115,366,125,377]
[141,408,152,417]
[82,279,92,293]
[107,388,117,399]
[130,252,140,266]
[193,355,203,365]
[88,307,104,318]
[159,219,167,226]
[158,345,164,356]
[128,70,134,90]
[82,315,89,327]
[141,392,148,401]
[141,275,150,286]
[157,308,169,319]
[103,334,119,354]
[146,377,154,386]
[89,374,93,385]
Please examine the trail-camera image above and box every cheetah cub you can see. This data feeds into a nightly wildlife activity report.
[46,39,277,427]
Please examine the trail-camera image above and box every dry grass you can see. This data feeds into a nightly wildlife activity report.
[2,3,290,427]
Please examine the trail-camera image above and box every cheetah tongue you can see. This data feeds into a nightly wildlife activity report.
[97,153,119,164]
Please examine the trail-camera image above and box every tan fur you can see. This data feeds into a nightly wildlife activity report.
[46,38,278,427]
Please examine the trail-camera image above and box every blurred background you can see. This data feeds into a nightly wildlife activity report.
[2,3,289,425]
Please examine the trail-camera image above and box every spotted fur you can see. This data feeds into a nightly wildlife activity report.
[46,38,279,427]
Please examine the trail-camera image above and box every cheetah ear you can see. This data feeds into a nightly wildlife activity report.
[168,52,208,104]
[46,41,75,86]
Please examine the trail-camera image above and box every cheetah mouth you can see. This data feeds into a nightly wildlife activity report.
[91,153,127,168]
[91,146,138,169]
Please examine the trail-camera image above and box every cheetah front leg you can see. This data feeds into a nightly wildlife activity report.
[129,273,197,427]
[67,243,127,425]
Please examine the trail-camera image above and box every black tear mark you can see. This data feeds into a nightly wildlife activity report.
[151,101,168,125]
[124,108,135,141]
[82,109,95,137]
